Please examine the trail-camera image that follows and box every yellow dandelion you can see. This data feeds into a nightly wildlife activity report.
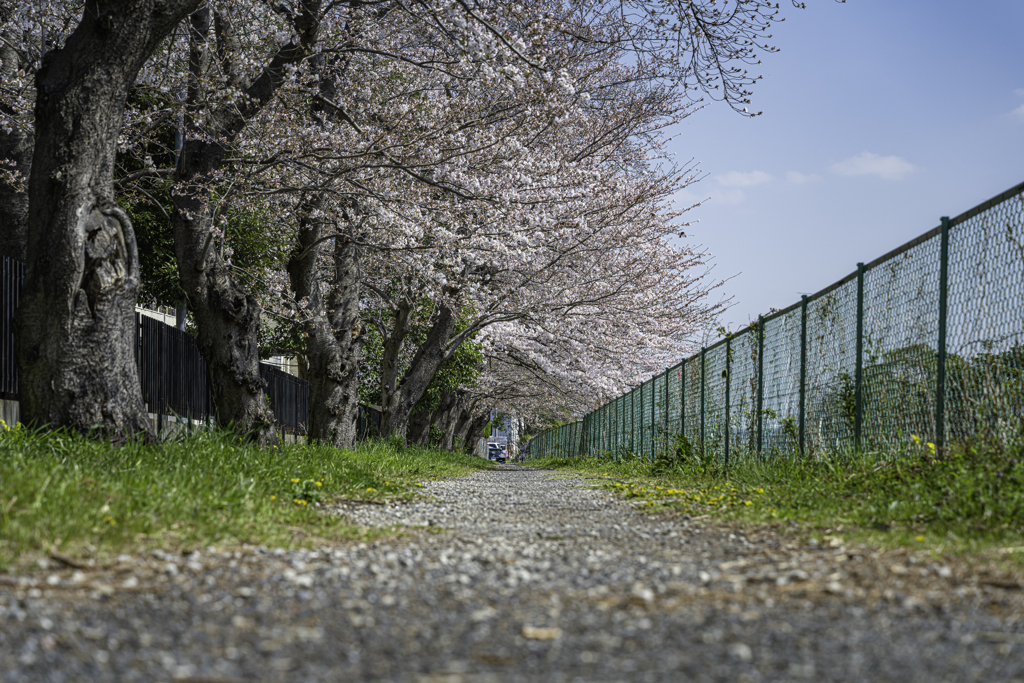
[270,495,276,500]
[291,478,300,483]
[915,535,925,542]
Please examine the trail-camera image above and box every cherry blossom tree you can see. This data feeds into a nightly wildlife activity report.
[2,0,201,438]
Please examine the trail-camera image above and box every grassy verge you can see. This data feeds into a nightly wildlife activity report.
[0,426,491,570]
[531,436,1024,555]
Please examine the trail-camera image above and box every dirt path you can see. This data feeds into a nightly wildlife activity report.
[2,465,1023,681]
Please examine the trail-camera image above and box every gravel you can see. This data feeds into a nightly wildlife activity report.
[2,464,1024,682]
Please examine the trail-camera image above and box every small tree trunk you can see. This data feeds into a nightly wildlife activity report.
[378,301,412,424]
[16,0,199,438]
[302,236,363,449]
[463,410,490,455]
[379,303,459,438]
[287,200,363,449]
[169,2,322,443]
[171,182,275,442]
[169,7,275,443]
[452,399,478,451]
[406,403,432,446]
[434,391,464,451]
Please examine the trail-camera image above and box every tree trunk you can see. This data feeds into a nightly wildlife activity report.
[452,399,478,452]
[379,303,459,438]
[463,410,490,455]
[406,403,432,446]
[378,300,412,425]
[288,202,363,450]
[434,391,464,451]
[170,2,321,443]
[15,0,199,438]
[171,176,275,441]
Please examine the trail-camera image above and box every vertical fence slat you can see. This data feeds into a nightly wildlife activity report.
[854,262,865,453]
[680,359,685,439]
[700,348,706,454]
[757,315,764,455]
[936,216,950,451]
[799,295,808,457]
[725,336,732,466]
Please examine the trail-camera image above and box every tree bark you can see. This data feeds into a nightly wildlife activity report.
[170,2,321,443]
[452,398,479,452]
[378,300,412,424]
[462,409,490,455]
[406,403,432,446]
[287,202,363,449]
[15,0,199,438]
[433,391,464,451]
[379,303,459,439]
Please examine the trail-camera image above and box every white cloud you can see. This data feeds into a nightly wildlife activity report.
[716,170,773,187]
[713,188,748,205]
[830,152,916,181]
[1011,103,1024,121]
[785,171,823,185]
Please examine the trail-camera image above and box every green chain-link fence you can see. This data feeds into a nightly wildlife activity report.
[529,180,1024,461]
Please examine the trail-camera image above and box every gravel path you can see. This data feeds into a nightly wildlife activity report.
[3,465,1024,682]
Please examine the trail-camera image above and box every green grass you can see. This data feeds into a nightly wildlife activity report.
[531,434,1024,553]
[0,427,492,570]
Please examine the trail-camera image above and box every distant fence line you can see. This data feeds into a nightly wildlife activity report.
[0,257,381,440]
[529,180,1024,461]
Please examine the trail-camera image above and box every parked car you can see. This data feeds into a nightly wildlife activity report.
[487,443,506,463]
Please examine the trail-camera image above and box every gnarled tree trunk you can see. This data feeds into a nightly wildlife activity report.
[288,207,363,449]
[379,303,459,438]
[452,398,479,453]
[433,390,464,451]
[16,0,199,438]
[406,403,432,446]
[170,2,321,443]
[462,409,490,455]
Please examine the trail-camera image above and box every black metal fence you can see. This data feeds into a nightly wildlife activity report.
[135,313,212,431]
[0,257,23,400]
[531,179,1024,461]
[0,258,381,441]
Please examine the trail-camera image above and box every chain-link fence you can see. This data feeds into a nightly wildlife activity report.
[529,180,1024,460]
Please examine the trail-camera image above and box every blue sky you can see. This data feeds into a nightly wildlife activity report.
[670,0,1024,336]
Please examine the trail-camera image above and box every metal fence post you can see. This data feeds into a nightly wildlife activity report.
[855,262,865,453]
[757,316,765,454]
[606,401,611,456]
[610,400,615,456]
[700,347,706,454]
[680,359,686,439]
[640,380,646,458]
[630,389,635,455]
[156,323,164,437]
[650,376,656,461]
[799,295,808,456]
[725,336,732,466]
[937,216,950,451]
[663,371,669,449]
